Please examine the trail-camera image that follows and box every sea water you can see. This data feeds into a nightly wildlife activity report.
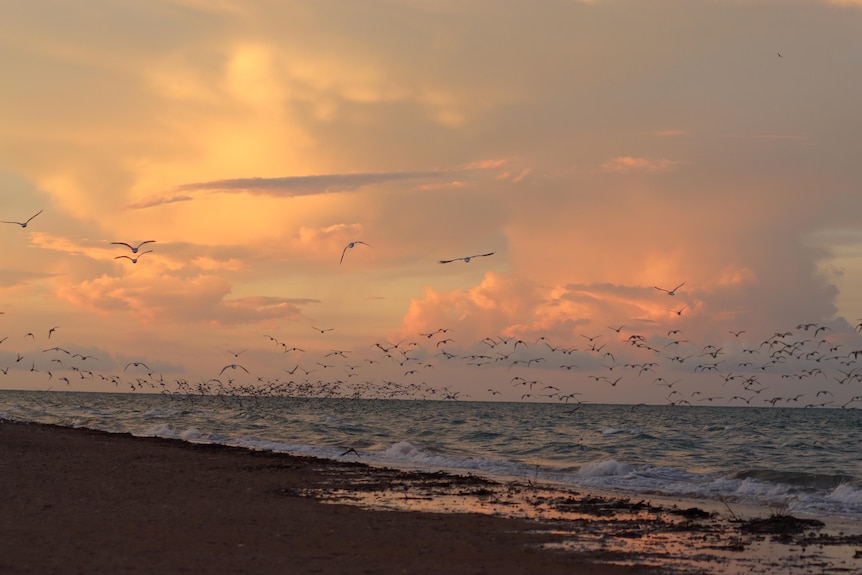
[1,389,860,522]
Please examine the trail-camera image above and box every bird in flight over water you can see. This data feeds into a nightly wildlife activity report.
[439,252,495,264]
[340,241,372,265]
[112,240,156,253]
[655,281,686,296]
[2,209,43,228]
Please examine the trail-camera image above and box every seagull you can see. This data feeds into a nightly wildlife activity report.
[2,209,43,228]
[439,252,495,264]
[124,361,151,371]
[115,250,153,263]
[312,326,334,334]
[219,364,249,375]
[48,326,59,339]
[112,240,156,253]
[655,281,686,296]
[340,241,372,265]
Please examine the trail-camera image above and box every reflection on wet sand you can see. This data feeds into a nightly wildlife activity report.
[292,466,862,574]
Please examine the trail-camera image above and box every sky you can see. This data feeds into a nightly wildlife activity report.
[1,0,862,407]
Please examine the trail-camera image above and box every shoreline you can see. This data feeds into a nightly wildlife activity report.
[2,420,861,574]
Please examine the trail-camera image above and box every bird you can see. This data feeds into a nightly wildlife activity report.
[124,361,151,371]
[668,305,688,316]
[439,252,495,264]
[340,241,372,265]
[219,364,249,375]
[312,326,334,334]
[48,326,59,339]
[2,209,43,228]
[655,281,686,295]
[115,250,152,263]
[112,240,156,253]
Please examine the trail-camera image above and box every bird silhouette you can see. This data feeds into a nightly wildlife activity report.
[340,241,372,265]
[115,250,153,263]
[439,252,495,264]
[112,240,156,253]
[219,364,249,375]
[2,209,43,228]
[655,281,686,295]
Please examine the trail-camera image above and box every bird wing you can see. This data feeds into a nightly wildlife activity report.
[25,210,44,223]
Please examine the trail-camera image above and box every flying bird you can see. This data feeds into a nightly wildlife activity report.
[115,250,153,264]
[2,209,43,228]
[654,281,686,296]
[112,240,156,253]
[439,252,495,264]
[340,241,372,265]
[124,361,151,371]
[312,326,334,334]
[219,364,249,375]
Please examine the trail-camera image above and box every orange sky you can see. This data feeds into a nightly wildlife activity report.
[2,0,862,406]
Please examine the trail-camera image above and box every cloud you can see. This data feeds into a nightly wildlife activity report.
[58,273,317,326]
[600,156,678,174]
[128,171,449,209]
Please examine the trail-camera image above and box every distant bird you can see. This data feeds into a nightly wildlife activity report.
[112,240,156,253]
[312,326,334,334]
[47,326,59,339]
[2,209,43,228]
[668,305,688,316]
[124,361,151,371]
[777,52,782,57]
[655,281,686,296]
[115,250,152,263]
[219,364,249,375]
[226,349,246,358]
[439,252,495,264]
[340,241,372,265]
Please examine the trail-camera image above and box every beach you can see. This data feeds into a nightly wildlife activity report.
[2,419,861,575]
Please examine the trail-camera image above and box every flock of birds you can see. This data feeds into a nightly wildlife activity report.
[2,208,862,410]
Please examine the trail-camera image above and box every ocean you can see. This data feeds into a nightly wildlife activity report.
[1,389,860,523]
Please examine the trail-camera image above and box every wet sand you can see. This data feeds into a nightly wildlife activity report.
[1,420,860,574]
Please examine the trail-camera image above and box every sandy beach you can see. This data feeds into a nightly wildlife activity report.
[1,420,860,575]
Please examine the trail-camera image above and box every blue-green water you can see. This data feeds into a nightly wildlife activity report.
[1,390,860,520]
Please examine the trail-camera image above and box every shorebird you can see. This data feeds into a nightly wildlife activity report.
[2,209,43,228]
[115,250,152,263]
[47,326,59,339]
[655,281,686,295]
[439,252,495,264]
[312,326,334,334]
[112,240,156,253]
[340,241,372,264]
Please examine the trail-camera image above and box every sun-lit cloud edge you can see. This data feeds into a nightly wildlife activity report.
[127,160,515,209]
